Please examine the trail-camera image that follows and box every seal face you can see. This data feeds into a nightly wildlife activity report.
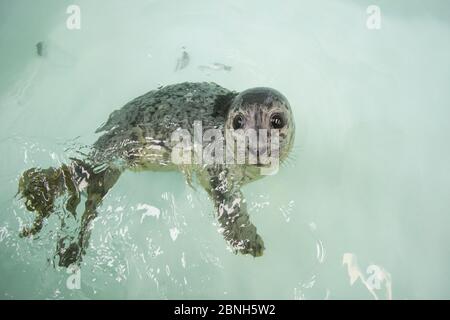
[18,82,296,267]
[225,87,295,165]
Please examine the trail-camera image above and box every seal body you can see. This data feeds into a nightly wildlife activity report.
[92,82,233,171]
[18,82,295,267]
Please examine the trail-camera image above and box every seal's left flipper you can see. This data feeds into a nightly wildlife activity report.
[204,168,265,257]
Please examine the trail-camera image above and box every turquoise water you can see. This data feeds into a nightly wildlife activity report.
[1,0,449,299]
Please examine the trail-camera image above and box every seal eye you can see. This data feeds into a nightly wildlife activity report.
[232,114,245,130]
[270,113,285,129]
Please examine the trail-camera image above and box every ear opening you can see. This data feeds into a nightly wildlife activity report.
[212,91,238,118]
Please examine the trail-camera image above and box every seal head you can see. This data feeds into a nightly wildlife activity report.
[224,87,295,165]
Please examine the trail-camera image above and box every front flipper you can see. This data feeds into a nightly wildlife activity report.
[205,168,265,257]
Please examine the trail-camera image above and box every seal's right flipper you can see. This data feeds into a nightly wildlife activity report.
[206,169,265,257]
[216,188,265,257]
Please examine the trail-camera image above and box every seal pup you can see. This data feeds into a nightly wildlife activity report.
[17,82,295,267]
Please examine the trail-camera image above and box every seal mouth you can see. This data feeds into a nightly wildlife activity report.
[255,161,276,168]
[247,149,276,167]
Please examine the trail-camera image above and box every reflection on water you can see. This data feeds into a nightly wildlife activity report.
[1,0,450,299]
[343,253,392,300]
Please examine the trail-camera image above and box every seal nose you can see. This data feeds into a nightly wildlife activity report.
[248,139,270,164]
[254,109,264,128]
